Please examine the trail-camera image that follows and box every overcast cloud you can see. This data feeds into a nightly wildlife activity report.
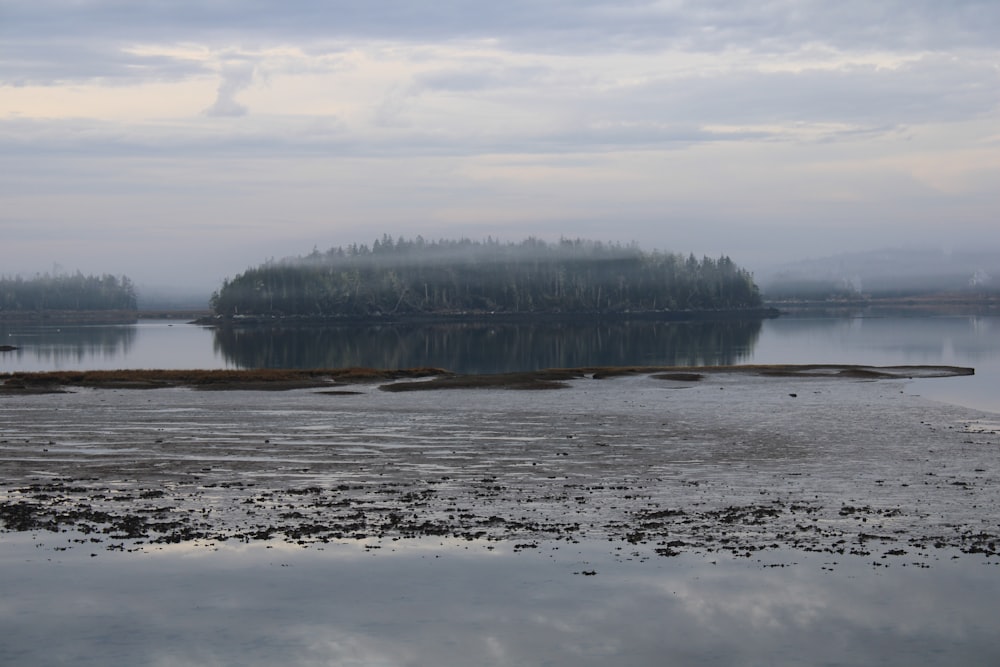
[2,0,998,290]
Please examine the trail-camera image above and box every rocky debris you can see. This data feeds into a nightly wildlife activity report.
[1,367,995,565]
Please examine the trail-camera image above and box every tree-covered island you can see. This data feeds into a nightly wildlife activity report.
[0,272,137,321]
[210,236,766,320]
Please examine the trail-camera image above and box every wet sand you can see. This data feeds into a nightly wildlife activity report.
[1,365,997,564]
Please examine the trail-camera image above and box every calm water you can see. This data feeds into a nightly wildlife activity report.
[3,312,1000,665]
[2,313,998,413]
[2,537,998,667]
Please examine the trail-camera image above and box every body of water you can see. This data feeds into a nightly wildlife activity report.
[3,536,997,667]
[3,311,1000,665]
[2,312,998,414]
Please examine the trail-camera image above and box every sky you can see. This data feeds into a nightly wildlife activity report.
[2,1,999,292]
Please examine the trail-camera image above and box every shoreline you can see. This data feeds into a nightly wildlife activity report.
[1,366,995,564]
[193,307,781,327]
[0,363,974,393]
[4,295,998,327]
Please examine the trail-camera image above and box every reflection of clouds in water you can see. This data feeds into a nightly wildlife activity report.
[617,557,998,663]
[484,636,511,664]
[1,539,999,665]
[297,634,406,667]
[668,577,829,632]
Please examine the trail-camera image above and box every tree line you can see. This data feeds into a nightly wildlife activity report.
[210,236,763,318]
[0,272,137,311]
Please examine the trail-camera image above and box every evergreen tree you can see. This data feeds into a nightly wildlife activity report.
[0,273,137,311]
[210,237,763,317]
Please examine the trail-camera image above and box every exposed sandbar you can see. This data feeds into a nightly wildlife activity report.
[0,364,974,394]
[1,365,995,565]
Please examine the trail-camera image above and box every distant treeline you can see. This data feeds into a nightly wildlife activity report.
[0,273,137,311]
[210,236,763,318]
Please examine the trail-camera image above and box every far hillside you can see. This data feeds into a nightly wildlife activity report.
[759,248,1000,301]
[210,236,764,319]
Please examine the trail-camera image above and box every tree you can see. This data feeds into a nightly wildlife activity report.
[209,237,764,317]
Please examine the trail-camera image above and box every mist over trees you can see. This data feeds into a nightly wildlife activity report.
[0,272,137,311]
[210,236,763,318]
[759,248,1000,301]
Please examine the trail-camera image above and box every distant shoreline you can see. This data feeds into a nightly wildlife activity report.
[0,309,212,324]
[0,309,140,325]
[193,307,781,327]
[768,294,1000,316]
[5,294,999,326]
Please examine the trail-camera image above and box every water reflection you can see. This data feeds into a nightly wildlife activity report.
[211,319,764,371]
[761,315,999,364]
[0,323,137,367]
[2,316,998,413]
[1,537,997,666]
[753,315,1000,413]
[0,321,228,372]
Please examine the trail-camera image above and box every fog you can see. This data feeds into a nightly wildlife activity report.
[759,247,1000,299]
[2,2,998,294]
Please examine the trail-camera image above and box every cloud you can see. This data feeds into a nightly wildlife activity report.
[611,54,1000,131]
[6,2,1000,65]
[204,61,256,117]
[2,0,999,287]
[415,65,548,93]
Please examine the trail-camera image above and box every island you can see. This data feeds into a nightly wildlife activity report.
[207,236,771,322]
[0,272,137,323]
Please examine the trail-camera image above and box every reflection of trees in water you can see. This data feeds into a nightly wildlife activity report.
[0,325,137,364]
[213,320,762,372]
[766,315,998,362]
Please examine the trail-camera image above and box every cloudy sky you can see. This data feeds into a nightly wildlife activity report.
[2,1,999,291]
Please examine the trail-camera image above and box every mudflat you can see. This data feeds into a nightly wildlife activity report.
[1,365,996,564]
